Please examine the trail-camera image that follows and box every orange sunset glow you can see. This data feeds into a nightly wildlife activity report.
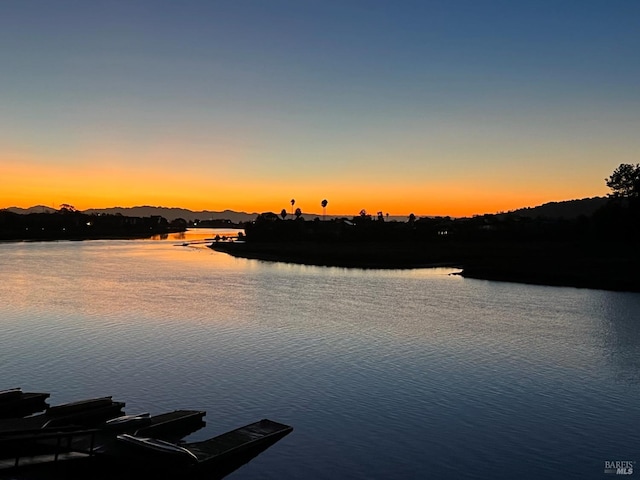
[1,1,637,218]
[2,146,612,217]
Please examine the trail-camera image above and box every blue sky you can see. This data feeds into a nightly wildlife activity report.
[2,0,639,215]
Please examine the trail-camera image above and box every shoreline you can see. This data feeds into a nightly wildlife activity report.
[0,234,179,243]
[0,228,186,243]
[209,241,461,270]
[209,241,640,293]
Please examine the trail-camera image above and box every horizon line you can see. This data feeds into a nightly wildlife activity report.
[1,195,607,220]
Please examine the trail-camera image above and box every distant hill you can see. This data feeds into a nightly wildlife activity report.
[3,197,609,223]
[4,205,57,214]
[81,206,260,223]
[501,197,608,219]
[2,205,258,223]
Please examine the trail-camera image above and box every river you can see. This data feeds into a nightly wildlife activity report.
[1,229,639,479]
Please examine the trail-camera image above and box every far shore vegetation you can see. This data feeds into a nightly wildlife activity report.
[210,164,640,292]
[0,204,186,241]
[2,164,639,292]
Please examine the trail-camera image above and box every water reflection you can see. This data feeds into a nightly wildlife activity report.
[1,236,640,479]
[148,228,244,243]
[595,291,640,383]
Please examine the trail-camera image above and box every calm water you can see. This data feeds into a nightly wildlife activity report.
[1,229,639,479]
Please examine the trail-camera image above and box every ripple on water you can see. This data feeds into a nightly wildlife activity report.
[0,238,639,479]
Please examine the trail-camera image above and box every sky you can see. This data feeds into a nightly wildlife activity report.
[1,0,639,217]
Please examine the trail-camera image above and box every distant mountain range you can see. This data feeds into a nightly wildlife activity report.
[4,205,58,215]
[3,197,609,222]
[3,205,260,223]
[82,206,261,223]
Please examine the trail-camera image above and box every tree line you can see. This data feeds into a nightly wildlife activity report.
[246,163,640,243]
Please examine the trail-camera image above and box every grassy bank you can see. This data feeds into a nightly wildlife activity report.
[210,240,640,292]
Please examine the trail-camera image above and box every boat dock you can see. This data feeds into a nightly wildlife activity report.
[0,427,99,471]
[0,389,50,419]
[111,418,293,478]
[0,396,125,434]
[133,410,205,441]
[187,418,293,465]
[0,389,292,479]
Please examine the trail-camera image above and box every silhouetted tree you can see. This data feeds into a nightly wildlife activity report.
[280,208,287,220]
[601,163,640,240]
[256,212,279,222]
[606,163,640,198]
[408,213,416,224]
[170,218,188,229]
[294,207,302,219]
[59,204,76,213]
[355,210,372,224]
[290,199,295,216]
[321,199,328,220]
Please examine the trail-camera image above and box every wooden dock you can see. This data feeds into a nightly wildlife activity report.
[0,427,99,473]
[0,390,291,479]
[111,418,293,473]
[187,418,293,465]
[133,410,205,441]
[0,389,50,419]
[0,397,125,434]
